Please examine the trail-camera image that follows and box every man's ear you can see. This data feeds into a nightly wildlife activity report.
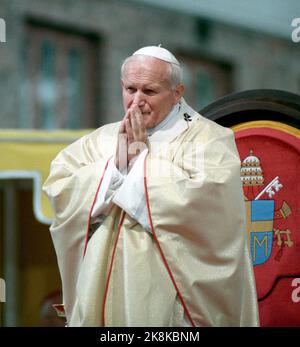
[173,84,185,104]
[120,79,124,89]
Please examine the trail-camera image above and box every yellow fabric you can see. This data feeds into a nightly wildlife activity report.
[0,129,91,222]
[43,101,260,327]
[232,121,300,138]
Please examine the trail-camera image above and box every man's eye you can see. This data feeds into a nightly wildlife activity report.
[145,89,156,95]
[126,87,135,93]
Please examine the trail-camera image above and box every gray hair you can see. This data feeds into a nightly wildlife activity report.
[121,55,182,89]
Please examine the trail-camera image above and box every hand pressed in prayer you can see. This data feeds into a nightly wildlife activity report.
[125,103,148,166]
[115,103,148,172]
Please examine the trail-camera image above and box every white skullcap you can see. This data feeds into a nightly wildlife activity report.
[132,45,180,66]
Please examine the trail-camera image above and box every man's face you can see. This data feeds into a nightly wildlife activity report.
[121,56,184,129]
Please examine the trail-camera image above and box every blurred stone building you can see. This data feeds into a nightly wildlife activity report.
[0,0,300,129]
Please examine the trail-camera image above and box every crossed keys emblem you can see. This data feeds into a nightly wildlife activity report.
[241,150,294,265]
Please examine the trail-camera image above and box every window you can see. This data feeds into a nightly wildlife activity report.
[20,22,99,129]
[179,54,233,111]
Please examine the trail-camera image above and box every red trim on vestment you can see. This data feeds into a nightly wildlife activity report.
[102,211,126,327]
[143,154,196,327]
[83,157,112,258]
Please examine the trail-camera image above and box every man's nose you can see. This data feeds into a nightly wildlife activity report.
[133,92,145,107]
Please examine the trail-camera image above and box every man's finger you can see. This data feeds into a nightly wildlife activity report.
[125,118,134,143]
[115,132,128,171]
[135,109,146,133]
[119,109,131,134]
[119,119,125,134]
[130,110,139,136]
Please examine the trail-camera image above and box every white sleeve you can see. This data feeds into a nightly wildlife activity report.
[113,149,151,233]
[91,158,125,218]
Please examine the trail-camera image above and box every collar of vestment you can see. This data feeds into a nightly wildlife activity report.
[147,103,180,136]
[147,98,200,155]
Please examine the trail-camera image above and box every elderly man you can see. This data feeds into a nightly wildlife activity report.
[43,46,259,327]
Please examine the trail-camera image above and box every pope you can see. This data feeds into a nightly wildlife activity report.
[43,46,260,327]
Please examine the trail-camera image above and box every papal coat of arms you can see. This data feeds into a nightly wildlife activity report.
[234,121,300,327]
[241,149,293,266]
